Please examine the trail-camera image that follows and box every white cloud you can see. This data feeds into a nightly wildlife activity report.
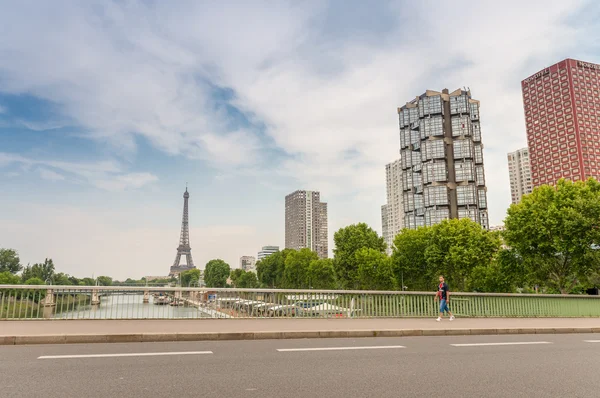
[39,168,65,181]
[94,172,158,191]
[0,152,157,191]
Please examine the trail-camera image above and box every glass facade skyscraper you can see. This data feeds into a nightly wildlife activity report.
[398,89,489,229]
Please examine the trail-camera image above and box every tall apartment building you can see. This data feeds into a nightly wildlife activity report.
[507,148,533,204]
[257,246,279,261]
[285,190,328,258]
[398,89,489,229]
[239,256,256,272]
[521,59,600,187]
[381,159,404,253]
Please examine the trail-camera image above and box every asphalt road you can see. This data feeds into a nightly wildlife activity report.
[2,334,600,398]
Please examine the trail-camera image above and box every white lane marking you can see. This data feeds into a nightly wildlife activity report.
[277,345,405,352]
[451,342,552,347]
[583,340,600,343]
[38,351,213,360]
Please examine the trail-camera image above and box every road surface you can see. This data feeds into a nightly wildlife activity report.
[2,334,599,397]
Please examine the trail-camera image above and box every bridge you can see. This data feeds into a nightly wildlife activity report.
[2,284,600,321]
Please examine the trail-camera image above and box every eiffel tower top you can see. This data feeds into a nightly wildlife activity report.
[184,186,189,199]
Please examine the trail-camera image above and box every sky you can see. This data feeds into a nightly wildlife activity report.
[1,0,599,280]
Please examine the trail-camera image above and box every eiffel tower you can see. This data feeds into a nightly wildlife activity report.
[169,186,196,277]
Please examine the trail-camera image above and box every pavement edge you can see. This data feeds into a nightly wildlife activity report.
[1,327,599,345]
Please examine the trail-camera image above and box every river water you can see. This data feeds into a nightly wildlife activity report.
[53,294,213,319]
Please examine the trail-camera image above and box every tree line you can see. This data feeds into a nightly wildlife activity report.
[0,251,114,286]
[2,178,598,294]
[255,178,600,294]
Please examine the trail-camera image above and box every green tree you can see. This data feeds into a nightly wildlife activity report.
[467,249,526,293]
[256,250,293,288]
[67,276,80,285]
[229,269,244,287]
[80,277,96,286]
[356,248,396,290]
[307,258,337,289]
[284,249,318,288]
[424,219,501,291]
[237,271,259,288]
[204,259,231,288]
[21,258,56,283]
[0,271,21,284]
[52,273,73,286]
[96,276,113,286]
[256,258,276,287]
[391,227,432,291]
[0,248,22,274]
[180,269,201,287]
[504,178,600,294]
[333,223,386,289]
[24,277,44,285]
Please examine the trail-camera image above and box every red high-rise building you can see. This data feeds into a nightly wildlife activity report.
[521,59,600,187]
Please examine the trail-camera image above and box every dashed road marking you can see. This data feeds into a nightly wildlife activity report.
[277,345,405,352]
[451,342,552,347]
[38,351,213,359]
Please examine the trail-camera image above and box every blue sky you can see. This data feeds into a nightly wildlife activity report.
[1,0,599,280]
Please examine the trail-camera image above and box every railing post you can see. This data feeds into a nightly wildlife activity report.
[43,289,55,319]
[91,289,100,306]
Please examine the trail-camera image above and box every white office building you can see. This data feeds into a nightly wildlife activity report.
[381,159,404,253]
[507,148,533,204]
[258,246,279,261]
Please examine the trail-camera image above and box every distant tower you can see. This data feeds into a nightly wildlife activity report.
[169,187,196,276]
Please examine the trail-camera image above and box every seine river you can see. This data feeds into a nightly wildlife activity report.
[53,294,213,319]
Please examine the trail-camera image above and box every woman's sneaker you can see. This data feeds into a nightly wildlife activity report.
[449,316,455,321]
[436,317,442,322]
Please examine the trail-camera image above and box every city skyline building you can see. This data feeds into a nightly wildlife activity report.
[507,148,533,204]
[240,256,256,272]
[258,246,279,261]
[169,187,197,277]
[381,159,404,253]
[398,88,489,230]
[285,190,328,258]
[521,58,600,187]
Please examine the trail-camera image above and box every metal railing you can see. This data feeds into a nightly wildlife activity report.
[1,285,600,320]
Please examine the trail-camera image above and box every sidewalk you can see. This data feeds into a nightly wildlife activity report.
[2,318,600,345]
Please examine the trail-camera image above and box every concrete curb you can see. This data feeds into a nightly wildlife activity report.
[2,327,599,345]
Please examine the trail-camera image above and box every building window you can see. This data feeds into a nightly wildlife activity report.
[474,144,484,164]
[425,209,450,226]
[458,208,479,223]
[451,115,471,137]
[456,185,477,206]
[403,192,414,212]
[423,162,448,184]
[472,122,482,142]
[412,172,422,193]
[420,95,443,116]
[470,102,480,120]
[424,186,449,206]
[450,94,469,114]
[455,161,475,182]
[421,116,444,139]
[478,189,487,208]
[422,139,445,161]
[454,140,474,159]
